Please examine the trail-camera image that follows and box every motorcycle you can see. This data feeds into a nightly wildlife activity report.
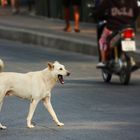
[86,0,140,85]
[97,23,140,85]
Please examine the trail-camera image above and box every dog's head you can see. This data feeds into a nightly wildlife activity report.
[48,61,70,84]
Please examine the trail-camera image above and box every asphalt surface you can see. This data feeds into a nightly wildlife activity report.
[0,39,140,140]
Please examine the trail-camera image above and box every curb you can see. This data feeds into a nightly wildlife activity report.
[0,25,140,62]
[0,25,98,56]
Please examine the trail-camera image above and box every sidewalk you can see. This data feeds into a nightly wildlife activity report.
[0,7,140,59]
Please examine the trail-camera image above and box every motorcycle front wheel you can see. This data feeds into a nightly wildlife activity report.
[102,70,112,83]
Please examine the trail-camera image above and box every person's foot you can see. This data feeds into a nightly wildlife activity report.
[96,62,106,68]
[74,28,80,33]
[63,26,71,32]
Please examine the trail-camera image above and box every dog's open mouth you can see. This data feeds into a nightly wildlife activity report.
[58,75,64,84]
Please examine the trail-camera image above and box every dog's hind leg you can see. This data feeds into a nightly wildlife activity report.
[43,96,64,127]
[0,99,7,129]
[0,88,7,129]
[27,99,39,128]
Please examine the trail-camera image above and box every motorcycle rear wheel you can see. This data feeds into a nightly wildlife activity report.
[119,58,131,85]
[102,70,112,83]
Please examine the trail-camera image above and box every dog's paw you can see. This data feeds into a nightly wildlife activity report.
[57,122,64,127]
[27,124,35,128]
[0,123,7,130]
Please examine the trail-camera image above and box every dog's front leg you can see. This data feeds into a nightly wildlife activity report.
[27,99,39,128]
[43,96,64,127]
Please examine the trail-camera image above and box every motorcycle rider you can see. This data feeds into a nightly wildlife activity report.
[95,0,103,62]
[95,0,139,67]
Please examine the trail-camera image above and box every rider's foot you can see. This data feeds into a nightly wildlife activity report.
[96,62,106,68]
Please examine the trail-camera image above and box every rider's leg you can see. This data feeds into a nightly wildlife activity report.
[97,27,112,67]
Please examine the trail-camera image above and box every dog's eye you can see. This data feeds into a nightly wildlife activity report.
[59,68,63,70]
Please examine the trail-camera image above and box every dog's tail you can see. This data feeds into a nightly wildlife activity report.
[0,59,4,72]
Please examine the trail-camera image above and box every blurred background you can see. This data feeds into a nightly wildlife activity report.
[0,0,139,29]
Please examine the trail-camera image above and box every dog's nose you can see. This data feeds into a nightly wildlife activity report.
[67,72,70,76]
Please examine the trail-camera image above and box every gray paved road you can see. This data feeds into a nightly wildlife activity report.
[0,39,140,140]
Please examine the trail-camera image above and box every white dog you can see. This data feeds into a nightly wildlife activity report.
[0,60,70,129]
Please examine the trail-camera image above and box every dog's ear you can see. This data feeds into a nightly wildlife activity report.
[48,62,54,70]
[0,59,4,72]
[54,61,59,64]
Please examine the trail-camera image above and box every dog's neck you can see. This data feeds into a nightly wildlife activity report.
[42,68,57,89]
